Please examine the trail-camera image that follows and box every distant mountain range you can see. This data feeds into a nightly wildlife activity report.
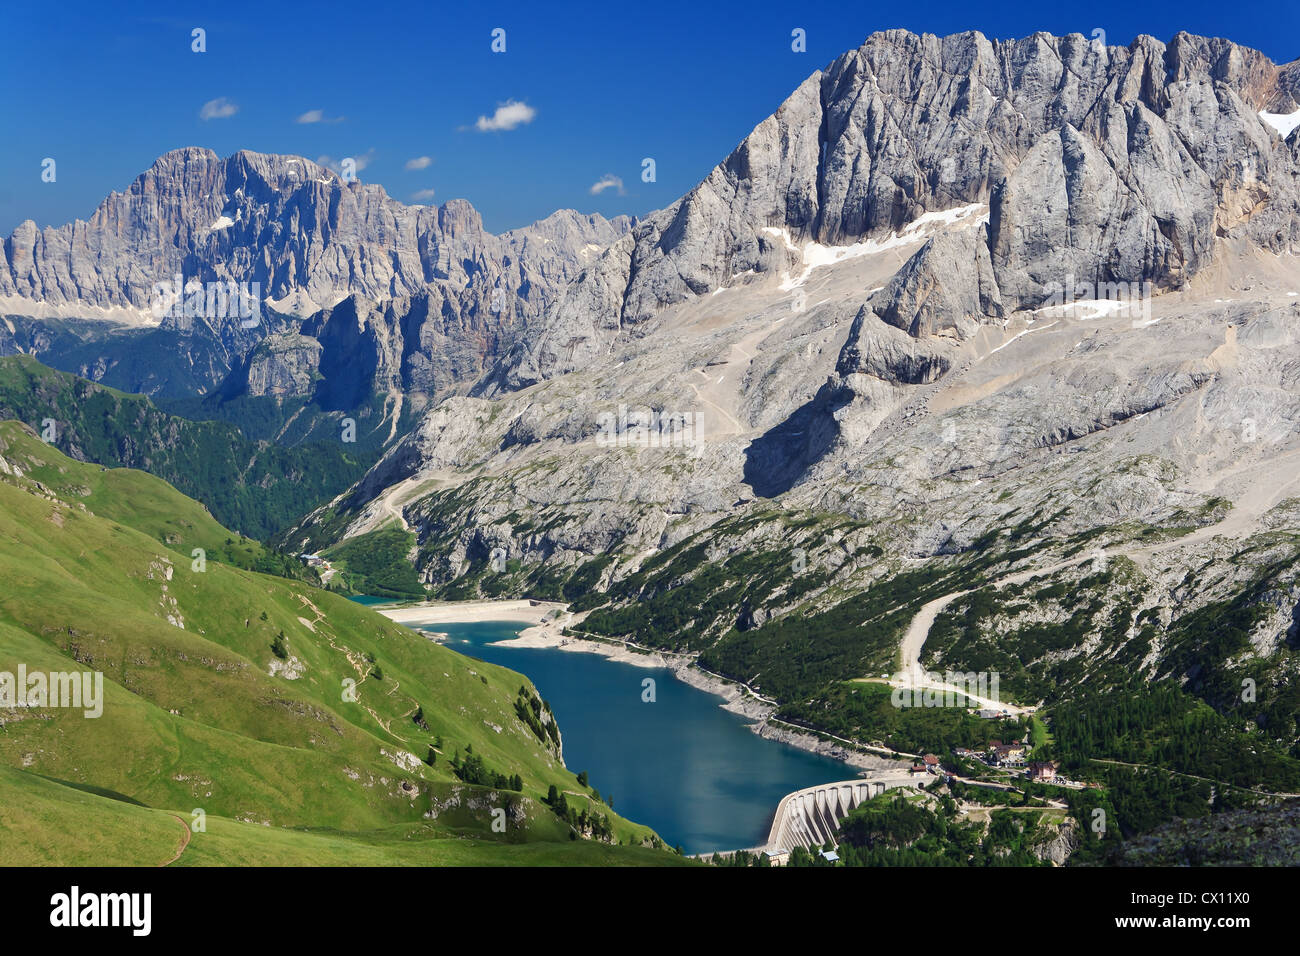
[1,148,630,442]
[4,27,1300,863]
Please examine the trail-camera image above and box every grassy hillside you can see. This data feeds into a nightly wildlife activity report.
[323,527,426,599]
[0,421,679,865]
[0,767,680,866]
[0,354,377,541]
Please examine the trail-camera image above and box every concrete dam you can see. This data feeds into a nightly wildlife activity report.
[765,773,933,853]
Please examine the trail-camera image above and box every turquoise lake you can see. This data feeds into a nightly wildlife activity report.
[411,618,853,854]
[347,595,402,607]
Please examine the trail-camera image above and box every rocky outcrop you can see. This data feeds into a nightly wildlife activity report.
[837,312,959,386]
[873,226,1004,341]
[241,333,322,398]
[476,236,637,394]
[1116,805,1300,866]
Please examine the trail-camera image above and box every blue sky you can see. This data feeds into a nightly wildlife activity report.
[2,0,1296,235]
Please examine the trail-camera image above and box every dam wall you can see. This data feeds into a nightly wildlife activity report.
[764,773,933,853]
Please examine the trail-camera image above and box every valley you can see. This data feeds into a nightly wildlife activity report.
[0,423,682,865]
[3,18,1300,872]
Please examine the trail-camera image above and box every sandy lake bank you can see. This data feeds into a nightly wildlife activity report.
[376,599,567,626]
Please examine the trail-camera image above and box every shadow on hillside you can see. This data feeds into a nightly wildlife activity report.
[742,392,840,498]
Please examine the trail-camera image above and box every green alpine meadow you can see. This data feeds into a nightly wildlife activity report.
[0,421,679,865]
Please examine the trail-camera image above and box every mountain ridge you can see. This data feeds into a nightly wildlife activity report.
[476,28,1300,394]
[274,32,1300,834]
[1,147,633,412]
[2,145,633,317]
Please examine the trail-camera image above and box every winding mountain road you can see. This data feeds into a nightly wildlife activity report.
[882,460,1300,714]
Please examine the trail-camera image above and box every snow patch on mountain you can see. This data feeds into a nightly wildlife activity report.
[769,203,988,290]
[1260,109,1300,138]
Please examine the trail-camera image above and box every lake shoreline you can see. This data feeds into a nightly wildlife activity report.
[374,598,898,774]
[504,626,898,772]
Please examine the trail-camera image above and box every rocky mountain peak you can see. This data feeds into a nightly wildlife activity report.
[477,28,1300,395]
[1,147,629,320]
[1,148,633,402]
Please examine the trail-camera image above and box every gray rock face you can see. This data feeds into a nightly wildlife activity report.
[987,122,1203,311]
[837,309,959,386]
[478,236,637,394]
[242,333,322,397]
[290,32,1300,602]
[872,226,1004,341]
[280,286,546,412]
[1275,61,1300,111]
[2,149,629,317]
[480,29,1300,392]
[1,148,631,400]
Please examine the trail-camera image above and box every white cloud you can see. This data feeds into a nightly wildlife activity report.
[589,174,625,196]
[411,188,437,201]
[296,109,345,124]
[199,97,238,120]
[474,100,536,132]
[405,156,433,170]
